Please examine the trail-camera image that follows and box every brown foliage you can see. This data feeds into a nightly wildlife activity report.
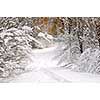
[32,17,64,36]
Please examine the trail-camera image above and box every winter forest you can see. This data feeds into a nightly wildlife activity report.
[1,17,100,82]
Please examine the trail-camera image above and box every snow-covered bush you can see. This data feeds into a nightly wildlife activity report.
[0,27,35,78]
[53,34,80,67]
[73,48,100,74]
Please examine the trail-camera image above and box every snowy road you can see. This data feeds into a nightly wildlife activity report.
[3,45,100,83]
[10,67,71,82]
[10,67,100,83]
[10,45,71,83]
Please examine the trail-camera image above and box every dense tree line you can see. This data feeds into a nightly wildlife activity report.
[1,17,100,78]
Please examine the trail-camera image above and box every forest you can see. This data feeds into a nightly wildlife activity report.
[0,17,100,82]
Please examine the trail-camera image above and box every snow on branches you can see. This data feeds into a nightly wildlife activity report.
[0,27,36,78]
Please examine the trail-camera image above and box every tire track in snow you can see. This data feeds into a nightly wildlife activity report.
[41,68,71,82]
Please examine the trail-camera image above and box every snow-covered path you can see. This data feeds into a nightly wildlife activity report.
[10,68,71,82]
[10,45,71,83]
[10,66,100,83]
[4,44,100,83]
[30,46,59,69]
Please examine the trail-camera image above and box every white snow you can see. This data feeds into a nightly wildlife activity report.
[75,48,100,73]
[1,26,100,82]
[22,26,33,32]
[7,45,100,83]
[34,26,41,31]
[10,67,100,83]
[46,34,54,40]
[38,32,51,42]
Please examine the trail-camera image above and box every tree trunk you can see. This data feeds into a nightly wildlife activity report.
[98,39,100,48]
[77,18,83,53]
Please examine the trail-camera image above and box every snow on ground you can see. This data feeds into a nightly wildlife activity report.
[4,44,100,83]
[10,67,100,83]
[47,67,100,83]
[30,45,59,69]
